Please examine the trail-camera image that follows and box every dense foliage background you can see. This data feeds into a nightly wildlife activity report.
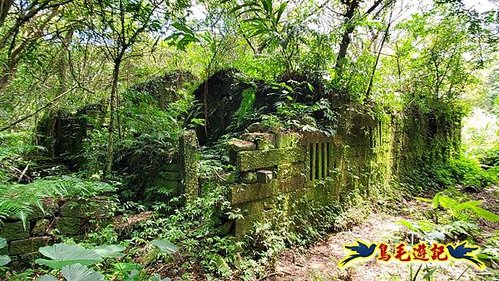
[0,0,498,280]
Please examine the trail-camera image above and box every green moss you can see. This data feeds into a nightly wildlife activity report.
[230,101,461,237]
[237,148,305,172]
[55,217,82,235]
[180,130,200,201]
[9,237,51,255]
[241,133,275,150]
[0,222,29,242]
[231,175,306,205]
[275,133,301,148]
[241,172,257,184]
[60,199,111,219]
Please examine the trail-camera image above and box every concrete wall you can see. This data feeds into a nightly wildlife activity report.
[0,197,113,263]
[226,105,459,236]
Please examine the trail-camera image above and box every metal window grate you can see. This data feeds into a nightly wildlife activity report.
[308,142,331,181]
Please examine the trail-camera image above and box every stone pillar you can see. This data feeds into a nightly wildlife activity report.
[179,130,199,202]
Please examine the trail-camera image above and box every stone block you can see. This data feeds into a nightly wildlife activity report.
[60,198,112,218]
[257,170,273,184]
[275,133,301,148]
[151,176,180,194]
[162,171,180,181]
[241,172,258,184]
[0,245,7,255]
[231,175,306,205]
[276,163,304,179]
[247,122,264,133]
[88,218,112,232]
[164,163,180,172]
[241,133,275,150]
[217,221,234,236]
[9,237,52,255]
[228,139,257,165]
[31,219,51,236]
[163,180,179,191]
[26,199,58,221]
[0,222,29,241]
[262,200,275,210]
[233,196,288,237]
[235,216,254,237]
[237,147,305,172]
[179,130,199,201]
[55,217,82,236]
[227,139,256,152]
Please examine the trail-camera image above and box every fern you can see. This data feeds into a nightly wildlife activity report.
[433,193,499,222]
[0,176,115,228]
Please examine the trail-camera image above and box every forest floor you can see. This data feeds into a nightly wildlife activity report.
[270,186,499,281]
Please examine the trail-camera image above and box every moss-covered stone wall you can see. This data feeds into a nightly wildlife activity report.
[225,104,459,236]
[0,197,113,264]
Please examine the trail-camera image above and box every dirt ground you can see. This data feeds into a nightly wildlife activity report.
[269,187,499,281]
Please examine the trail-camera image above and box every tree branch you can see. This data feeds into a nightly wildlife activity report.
[0,86,77,132]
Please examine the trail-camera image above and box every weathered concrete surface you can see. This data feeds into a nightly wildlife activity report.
[0,222,29,241]
[2,197,115,260]
[237,148,305,172]
[180,130,200,201]
[9,237,52,255]
[227,104,460,237]
[231,174,306,205]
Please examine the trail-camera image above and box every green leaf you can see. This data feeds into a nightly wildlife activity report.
[20,210,28,230]
[113,262,143,273]
[172,22,194,35]
[470,206,499,222]
[417,220,436,232]
[230,2,259,14]
[275,2,287,23]
[235,87,256,124]
[213,254,230,275]
[306,82,315,93]
[0,237,7,249]
[124,269,141,281]
[36,243,102,269]
[0,255,11,266]
[432,193,441,209]
[151,239,178,255]
[437,195,459,210]
[61,264,104,281]
[92,244,126,258]
[478,252,499,261]
[36,275,59,281]
[415,197,432,203]
[454,200,482,211]
[398,219,417,231]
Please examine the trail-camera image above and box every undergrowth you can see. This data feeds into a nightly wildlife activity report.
[401,155,498,196]
[0,176,114,226]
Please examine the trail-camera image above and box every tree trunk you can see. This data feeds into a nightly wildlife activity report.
[105,57,122,178]
[58,28,74,95]
[0,9,58,94]
[365,8,393,99]
[0,86,76,132]
[0,0,13,29]
[335,0,359,75]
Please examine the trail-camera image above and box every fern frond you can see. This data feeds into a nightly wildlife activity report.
[0,176,115,227]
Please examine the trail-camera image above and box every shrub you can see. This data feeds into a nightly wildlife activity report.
[0,176,114,225]
[480,144,499,167]
[434,156,497,190]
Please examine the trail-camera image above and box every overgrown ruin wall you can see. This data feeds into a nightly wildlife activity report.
[226,105,460,236]
[0,197,113,264]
